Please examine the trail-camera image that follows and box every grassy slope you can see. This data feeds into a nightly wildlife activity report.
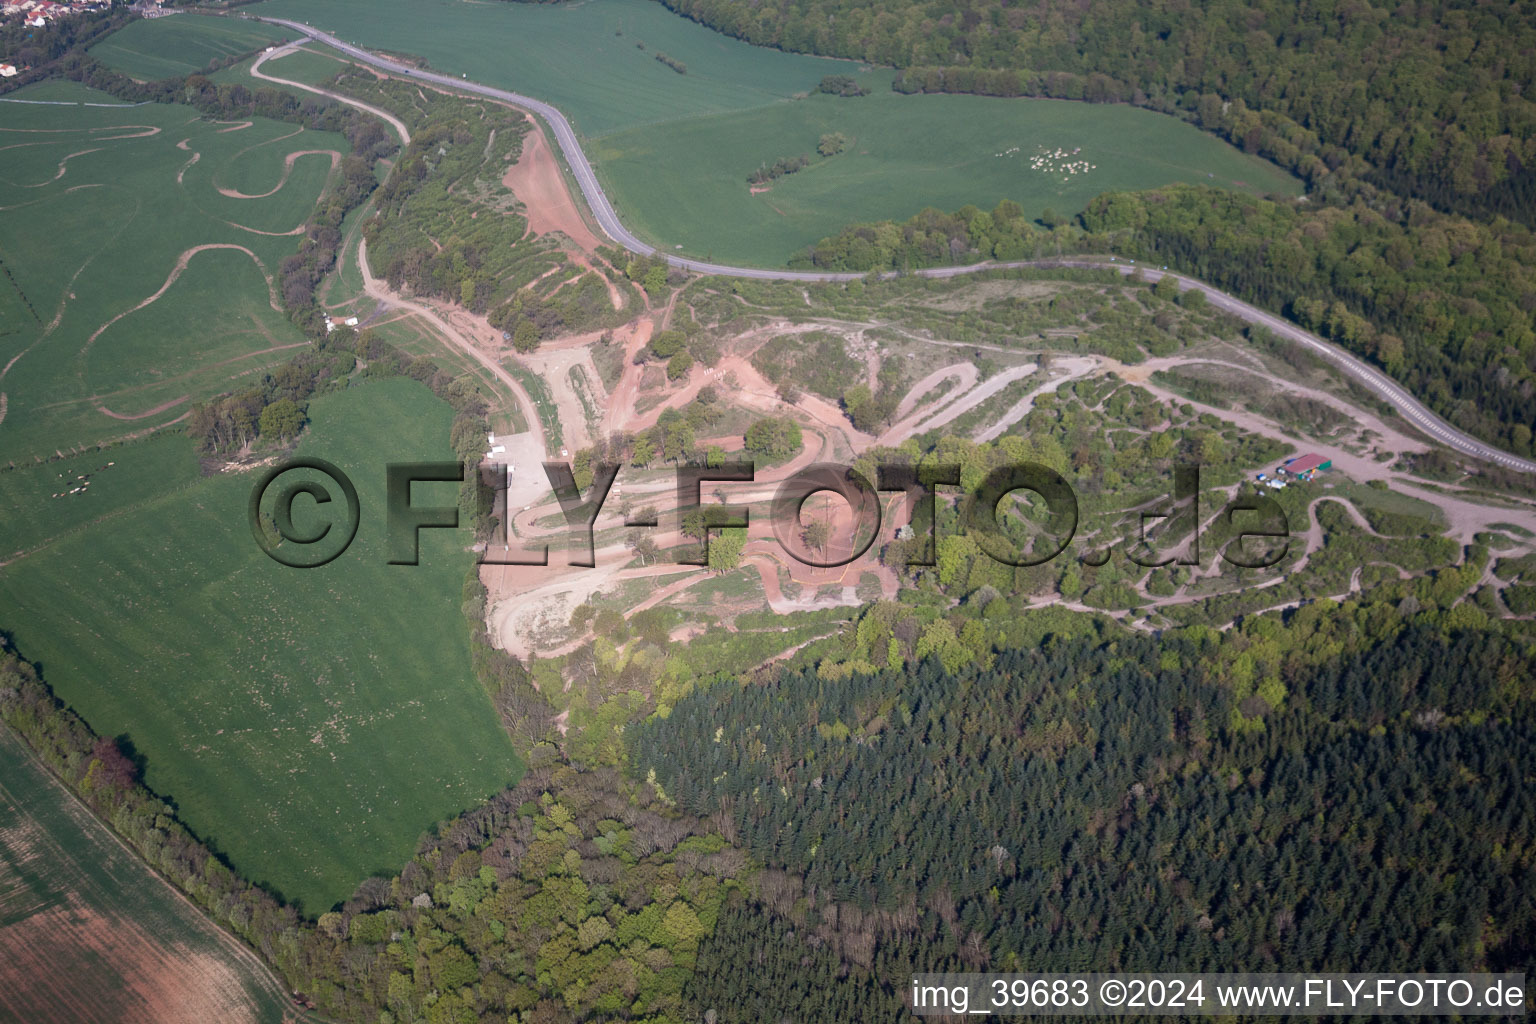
[244,0,1299,265]
[0,436,200,563]
[86,15,290,81]
[248,0,842,136]
[0,379,522,913]
[0,728,306,1022]
[595,90,1300,265]
[0,80,338,459]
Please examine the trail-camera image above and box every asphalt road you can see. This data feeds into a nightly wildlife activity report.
[254,17,1536,475]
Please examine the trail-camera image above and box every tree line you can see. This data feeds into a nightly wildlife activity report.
[640,0,1536,227]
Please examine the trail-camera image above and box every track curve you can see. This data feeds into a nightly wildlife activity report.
[250,16,1536,474]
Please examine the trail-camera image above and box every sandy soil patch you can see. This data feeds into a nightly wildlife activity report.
[501,116,599,251]
[500,119,623,310]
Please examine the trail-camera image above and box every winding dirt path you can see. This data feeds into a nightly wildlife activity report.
[358,237,543,451]
[215,149,340,199]
[174,139,200,185]
[974,355,1098,442]
[19,147,102,187]
[250,45,411,146]
[877,362,1037,444]
[94,394,189,421]
[82,244,282,355]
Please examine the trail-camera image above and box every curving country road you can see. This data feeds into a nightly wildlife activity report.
[251,17,1536,475]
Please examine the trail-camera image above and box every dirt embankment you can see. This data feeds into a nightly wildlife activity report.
[500,117,624,311]
[502,118,600,250]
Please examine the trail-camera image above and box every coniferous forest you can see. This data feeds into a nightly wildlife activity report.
[635,627,1536,1021]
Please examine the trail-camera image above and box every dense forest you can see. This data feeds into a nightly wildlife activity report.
[639,0,1536,225]
[634,624,1536,1021]
[12,587,1532,1022]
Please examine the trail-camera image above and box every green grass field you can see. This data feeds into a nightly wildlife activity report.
[0,80,340,460]
[0,379,522,913]
[212,40,356,92]
[87,15,290,81]
[258,43,354,85]
[244,0,1300,265]
[0,728,308,1022]
[594,91,1300,265]
[247,0,845,136]
[0,436,200,564]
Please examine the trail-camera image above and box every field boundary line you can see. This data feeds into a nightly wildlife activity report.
[0,725,316,1021]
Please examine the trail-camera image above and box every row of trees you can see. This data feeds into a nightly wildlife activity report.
[186,341,353,454]
[815,73,868,97]
[654,50,687,74]
[795,198,1047,271]
[746,152,810,186]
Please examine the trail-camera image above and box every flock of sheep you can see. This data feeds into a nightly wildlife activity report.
[994,144,1097,183]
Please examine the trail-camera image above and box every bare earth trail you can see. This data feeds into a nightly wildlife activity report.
[257,18,1534,475]
[94,394,189,421]
[215,148,340,199]
[357,237,544,453]
[974,355,1099,442]
[250,45,411,146]
[880,361,1038,443]
[891,364,976,423]
[82,244,282,356]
